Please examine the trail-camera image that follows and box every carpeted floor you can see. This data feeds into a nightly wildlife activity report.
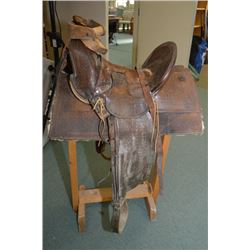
[109,33,133,68]
[43,33,208,249]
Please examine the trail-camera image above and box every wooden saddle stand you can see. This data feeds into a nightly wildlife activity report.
[67,136,170,233]
[49,16,203,233]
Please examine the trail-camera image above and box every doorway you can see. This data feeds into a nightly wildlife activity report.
[108,0,134,68]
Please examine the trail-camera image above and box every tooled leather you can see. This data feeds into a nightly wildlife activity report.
[67,40,101,101]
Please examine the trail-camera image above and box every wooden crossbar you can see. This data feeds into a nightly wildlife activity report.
[67,135,171,232]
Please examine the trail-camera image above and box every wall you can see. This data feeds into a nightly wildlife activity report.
[133,1,197,68]
[43,1,108,60]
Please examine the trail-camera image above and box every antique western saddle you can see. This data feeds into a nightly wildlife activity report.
[49,16,203,233]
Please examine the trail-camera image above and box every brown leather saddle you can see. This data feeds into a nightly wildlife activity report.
[49,16,203,233]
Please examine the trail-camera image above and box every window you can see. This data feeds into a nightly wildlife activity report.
[116,0,134,7]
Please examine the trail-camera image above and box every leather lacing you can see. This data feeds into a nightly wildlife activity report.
[93,97,106,145]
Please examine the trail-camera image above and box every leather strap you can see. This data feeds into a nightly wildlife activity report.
[137,70,157,127]
[137,70,163,189]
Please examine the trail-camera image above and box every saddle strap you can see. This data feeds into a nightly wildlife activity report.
[137,71,155,122]
[137,70,158,141]
[137,70,163,189]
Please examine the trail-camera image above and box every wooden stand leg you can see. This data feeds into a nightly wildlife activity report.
[145,184,157,220]
[67,136,171,232]
[68,140,79,212]
[78,185,86,233]
[77,182,157,231]
[151,135,171,203]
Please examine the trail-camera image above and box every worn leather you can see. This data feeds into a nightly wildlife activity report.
[69,18,107,54]
[49,65,203,140]
[104,70,149,119]
[143,41,177,94]
[67,40,102,101]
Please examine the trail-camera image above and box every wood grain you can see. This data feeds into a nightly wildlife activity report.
[68,140,79,212]
[79,183,151,204]
[152,135,171,202]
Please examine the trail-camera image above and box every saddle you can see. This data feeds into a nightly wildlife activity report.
[49,16,203,233]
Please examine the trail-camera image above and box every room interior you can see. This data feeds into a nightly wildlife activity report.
[43,1,208,249]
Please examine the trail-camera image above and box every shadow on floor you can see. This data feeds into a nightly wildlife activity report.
[51,141,72,204]
[78,141,113,232]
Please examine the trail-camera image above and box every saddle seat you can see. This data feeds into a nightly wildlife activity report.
[66,37,177,120]
[104,70,150,119]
